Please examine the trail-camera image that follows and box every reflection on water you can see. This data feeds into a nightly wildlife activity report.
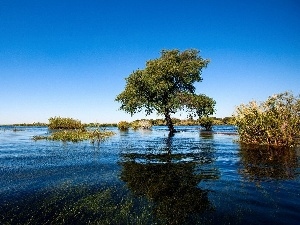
[119,137,219,224]
[199,130,214,139]
[239,145,299,181]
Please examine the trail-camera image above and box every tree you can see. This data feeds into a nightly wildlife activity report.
[180,92,216,130]
[115,49,216,135]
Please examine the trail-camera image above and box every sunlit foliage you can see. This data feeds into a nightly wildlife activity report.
[33,117,114,142]
[117,121,130,131]
[199,117,214,131]
[130,119,153,130]
[48,117,85,130]
[116,49,216,134]
[234,91,300,147]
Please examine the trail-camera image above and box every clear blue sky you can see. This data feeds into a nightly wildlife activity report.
[1,0,299,124]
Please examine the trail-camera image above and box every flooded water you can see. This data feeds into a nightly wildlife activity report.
[0,125,299,224]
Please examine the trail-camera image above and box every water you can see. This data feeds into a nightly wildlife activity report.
[0,125,299,224]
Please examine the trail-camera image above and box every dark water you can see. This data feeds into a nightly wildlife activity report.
[0,125,299,224]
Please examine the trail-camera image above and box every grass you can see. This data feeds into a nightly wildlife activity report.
[32,117,115,143]
[33,128,114,143]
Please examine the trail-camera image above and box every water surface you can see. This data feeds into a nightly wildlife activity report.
[0,126,299,224]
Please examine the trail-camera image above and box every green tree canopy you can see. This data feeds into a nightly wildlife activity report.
[116,49,216,134]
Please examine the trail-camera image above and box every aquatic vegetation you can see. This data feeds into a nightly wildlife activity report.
[131,119,153,130]
[2,125,300,224]
[117,121,130,131]
[32,117,115,142]
[33,129,114,143]
[48,117,85,130]
[0,185,154,225]
[199,117,214,131]
[234,91,300,147]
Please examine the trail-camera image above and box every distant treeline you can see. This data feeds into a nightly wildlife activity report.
[150,117,234,126]
[10,117,234,127]
[12,122,48,127]
[11,122,118,127]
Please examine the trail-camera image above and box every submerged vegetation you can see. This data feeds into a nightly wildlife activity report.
[33,117,114,143]
[33,129,114,143]
[0,185,154,225]
[234,91,300,147]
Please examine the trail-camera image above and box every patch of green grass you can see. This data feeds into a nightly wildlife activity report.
[33,129,114,143]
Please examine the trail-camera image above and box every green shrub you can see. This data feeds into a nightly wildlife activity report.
[48,117,85,130]
[130,120,152,130]
[199,117,214,131]
[234,91,300,147]
[130,121,140,130]
[117,121,130,131]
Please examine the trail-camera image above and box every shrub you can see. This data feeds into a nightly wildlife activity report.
[199,117,214,131]
[117,121,130,131]
[138,120,152,129]
[48,117,85,130]
[131,120,152,130]
[233,91,300,147]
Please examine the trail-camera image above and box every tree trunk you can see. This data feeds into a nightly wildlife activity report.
[164,111,176,135]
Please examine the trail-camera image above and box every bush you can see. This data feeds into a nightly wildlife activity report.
[199,117,214,131]
[131,120,152,130]
[233,91,300,147]
[48,117,85,130]
[117,121,130,131]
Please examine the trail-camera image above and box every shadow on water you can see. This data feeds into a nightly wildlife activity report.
[238,145,299,181]
[119,136,220,225]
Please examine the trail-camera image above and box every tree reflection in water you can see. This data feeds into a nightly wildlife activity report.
[239,145,299,181]
[119,136,219,224]
[199,130,214,139]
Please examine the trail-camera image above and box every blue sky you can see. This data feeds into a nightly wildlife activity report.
[0,0,299,124]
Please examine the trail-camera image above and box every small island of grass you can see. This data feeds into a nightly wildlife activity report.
[33,117,114,143]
